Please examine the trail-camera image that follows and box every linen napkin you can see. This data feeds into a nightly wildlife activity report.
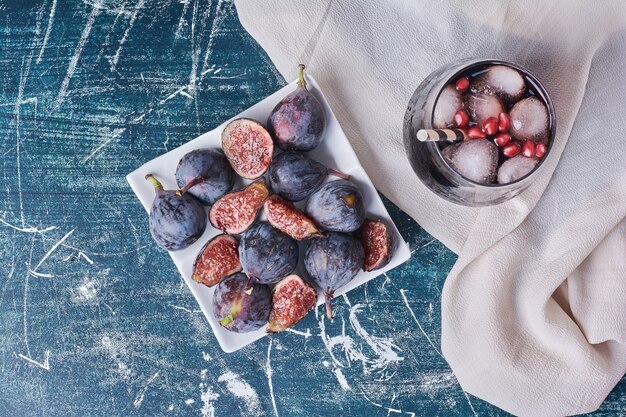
[233,1,626,415]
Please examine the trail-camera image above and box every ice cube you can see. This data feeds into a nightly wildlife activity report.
[466,93,504,126]
[472,65,526,103]
[509,97,549,143]
[449,139,498,184]
[441,143,458,165]
[433,85,464,129]
[497,155,538,184]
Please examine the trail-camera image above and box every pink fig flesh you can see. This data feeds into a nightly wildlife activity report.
[264,194,322,240]
[221,118,274,179]
[209,182,269,234]
[192,234,242,287]
[267,274,317,333]
[358,219,394,272]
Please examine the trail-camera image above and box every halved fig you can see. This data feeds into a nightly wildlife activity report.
[264,194,322,240]
[358,219,394,272]
[209,181,269,234]
[221,118,274,179]
[192,234,242,287]
[267,274,317,333]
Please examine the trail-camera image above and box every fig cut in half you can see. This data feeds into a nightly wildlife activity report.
[267,274,317,333]
[222,118,274,179]
[192,234,242,287]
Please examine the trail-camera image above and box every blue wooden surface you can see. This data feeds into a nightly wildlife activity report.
[0,1,624,416]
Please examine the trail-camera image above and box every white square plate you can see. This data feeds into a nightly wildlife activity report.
[127,76,411,352]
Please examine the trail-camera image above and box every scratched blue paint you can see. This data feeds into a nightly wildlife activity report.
[0,1,623,416]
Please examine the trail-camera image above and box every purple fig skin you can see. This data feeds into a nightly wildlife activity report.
[268,151,349,202]
[304,232,364,320]
[145,174,207,251]
[213,273,272,333]
[306,179,365,233]
[239,222,299,285]
[175,149,235,205]
[268,64,326,151]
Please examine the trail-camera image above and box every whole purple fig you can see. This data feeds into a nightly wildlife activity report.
[175,148,235,206]
[268,64,326,151]
[304,232,364,320]
[213,273,272,333]
[145,174,207,251]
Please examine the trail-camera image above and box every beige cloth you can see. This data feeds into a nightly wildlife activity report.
[234,1,626,415]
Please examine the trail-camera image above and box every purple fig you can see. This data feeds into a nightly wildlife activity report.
[305,179,365,233]
[145,174,206,251]
[304,232,364,320]
[239,222,298,286]
[213,273,272,333]
[175,148,235,205]
[268,151,348,202]
[268,64,326,151]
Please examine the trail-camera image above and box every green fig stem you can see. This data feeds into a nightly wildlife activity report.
[327,167,350,180]
[324,292,334,320]
[145,174,163,189]
[178,175,205,195]
[219,303,242,327]
[297,64,307,88]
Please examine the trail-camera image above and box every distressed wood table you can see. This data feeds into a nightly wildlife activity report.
[1,1,624,416]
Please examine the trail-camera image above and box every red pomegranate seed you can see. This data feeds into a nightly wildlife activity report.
[482,117,498,136]
[521,140,536,158]
[494,133,511,147]
[502,142,521,157]
[535,142,547,158]
[467,126,486,139]
[454,109,469,128]
[455,77,470,93]
[498,112,510,133]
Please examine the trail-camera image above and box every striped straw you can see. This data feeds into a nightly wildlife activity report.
[416,128,468,143]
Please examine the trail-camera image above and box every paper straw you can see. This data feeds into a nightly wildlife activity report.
[416,128,467,142]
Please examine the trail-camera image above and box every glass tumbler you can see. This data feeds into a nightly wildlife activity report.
[402,58,556,206]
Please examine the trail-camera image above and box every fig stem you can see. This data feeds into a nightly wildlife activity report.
[219,303,242,327]
[145,174,163,189]
[297,64,306,88]
[327,167,350,180]
[244,276,255,295]
[178,175,205,195]
[324,292,334,320]
[341,194,357,207]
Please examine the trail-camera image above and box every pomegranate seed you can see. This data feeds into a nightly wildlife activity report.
[454,109,469,128]
[498,112,510,133]
[482,117,499,136]
[467,126,486,139]
[502,142,521,157]
[535,142,547,158]
[521,140,536,158]
[494,133,511,147]
[455,77,470,93]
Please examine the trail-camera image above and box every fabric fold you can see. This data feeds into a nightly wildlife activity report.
[234,1,626,415]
